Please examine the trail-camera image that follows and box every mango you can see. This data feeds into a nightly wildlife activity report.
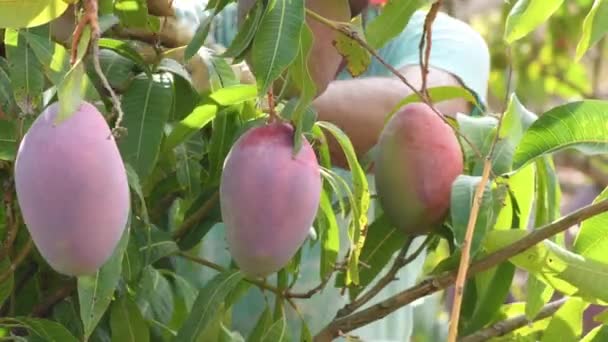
[14,101,130,276]
[374,103,463,235]
[220,123,321,277]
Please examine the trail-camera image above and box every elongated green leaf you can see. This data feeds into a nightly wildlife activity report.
[289,23,316,152]
[0,259,13,308]
[573,187,608,262]
[318,189,339,279]
[135,266,175,325]
[208,107,242,183]
[174,270,244,342]
[4,28,45,115]
[541,297,587,342]
[99,38,150,73]
[0,63,16,117]
[485,230,608,304]
[582,325,608,341]
[316,121,370,285]
[78,227,130,339]
[0,119,17,161]
[534,156,562,227]
[335,214,407,298]
[261,317,290,342]
[248,307,273,342]
[450,175,495,256]
[134,225,179,266]
[388,86,480,125]
[114,0,149,28]
[504,0,565,43]
[576,0,608,60]
[221,0,264,58]
[251,0,305,94]
[119,72,174,180]
[526,275,554,319]
[125,163,149,223]
[110,295,150,342]
[56,61,89,124]
[11,317,79,342]
[365,0,424,49]
[512,100,608,170]
[165,104,218,151]
[210,85,258,106]
[23,31,70,85]
[0,1,68,29]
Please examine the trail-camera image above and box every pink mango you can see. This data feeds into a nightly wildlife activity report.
[14,101,130,276]
[374,103,463,235]
[220,123,321,278]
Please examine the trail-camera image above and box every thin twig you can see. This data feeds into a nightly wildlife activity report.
[31,281,77,317]
[0,239,33,284]
[71,0,126,138]
[172,191,219,240]
[313,199,608,341]
[418,1,442,98]
[285,270,336,299]
[305,8,484,163]
[459,298,567,342]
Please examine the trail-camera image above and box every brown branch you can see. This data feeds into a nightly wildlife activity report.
[337,236,431,317]
[459,297,567,342]
[286,269,336,299]
[172,191,219,240]
[304,8,485,163]
[418,1,442,97]
[0,239,33,284]
[313,198,608,341]
[31,281,77,317]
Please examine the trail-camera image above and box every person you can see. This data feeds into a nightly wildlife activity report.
[171,1,491,340]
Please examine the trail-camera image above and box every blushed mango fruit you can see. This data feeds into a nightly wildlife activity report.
[374,103,463,235]
[220,123,321,278]
[14,101,130,276]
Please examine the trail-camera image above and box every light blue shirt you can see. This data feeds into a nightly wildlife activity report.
[171,2,491,341]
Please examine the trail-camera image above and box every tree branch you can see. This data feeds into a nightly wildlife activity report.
[172,191,219,240]
[31,281,77,318]
[0,239,33,284]
[459,297,567,342]
[313,198,608,341]
[418,0,441,97]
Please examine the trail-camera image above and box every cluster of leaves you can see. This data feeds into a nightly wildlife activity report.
[0,0,607,341]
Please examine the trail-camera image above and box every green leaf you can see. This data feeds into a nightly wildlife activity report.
[125,163,149,223]
[333,18,371,77]
[55,61,90,125]
[318,189,340,280]
[534,156,562,227]
[0,119,17,161]
[0,62,16,117]
[22,31,70,85]
[336,214,407,298]
[364,0,424,49]
[300,320,312,342]
[164,104,218,152]
[512,100,608,171]
[114,0,149,29]
[582,325,608,341]
[174,270,244,342]
[484,230,608,304]
[526,275,554,319]
[450,175,495,256]
[0,1,69,29]
[541,297,587,342]
[110,295,150,342]
[576,0,608,60]
[78,227,130,339]
[11,317,79,342]
[248,307,273,342]
[134,225,179,266]
[98,38,150,73]
[221,0,264,59]
[209,85,258,106]
[184,15,215,62]
[0,259,14,308]
[504,0,565,43]
[207,107,242,184]
[118,72,174,180]
[261,317,290,342]
[316,121,370,285]
[4,28,45,115]
[573,186,608,262]
[251,0,305,94]
[388,86,480,125]
[135,266,175,325]
[289,23,316,152]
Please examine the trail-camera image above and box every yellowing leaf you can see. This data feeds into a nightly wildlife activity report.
[0,0,69,29]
